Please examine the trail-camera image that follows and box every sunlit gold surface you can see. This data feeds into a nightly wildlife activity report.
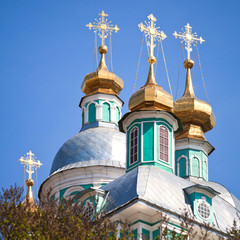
[129,63,173,112]
[25,179,35,204]
[174,59,215,140]
[81,45,124,96]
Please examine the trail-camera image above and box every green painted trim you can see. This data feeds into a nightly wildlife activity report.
[156,122,173,167]
[69,191,80,196]
[142,228,150,239]
[130,219,183,230]
[102,102,111,122]
[81,184,93,189]
[59,188,68,200]
[82,111,85,126]
[132,229,138,240]
[126,161,173,173]
[143,122,154,161]
[127,118,173,131]
[88,103,96,123]
[189,192,214,223]
[126,123,141,170]
[175,148,208,180]
[153,229,160,240]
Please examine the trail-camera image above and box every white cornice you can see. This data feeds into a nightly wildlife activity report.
[175,138,214,156]
[122,111,180,133]
[80,93,123,109]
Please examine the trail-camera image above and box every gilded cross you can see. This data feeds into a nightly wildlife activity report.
[138,14,167,58]
[19,150,43,180]
[173,23,205,60]
[86,10,119,46]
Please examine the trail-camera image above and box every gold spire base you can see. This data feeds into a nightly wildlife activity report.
[81,45,124,96]
[23,179,36,211]
[129,84,173,112]
[175,124,206,140]
[173,59,215,135]
[129,63,173,112]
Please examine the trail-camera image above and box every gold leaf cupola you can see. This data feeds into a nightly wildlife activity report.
[173,24,215,140]
[129,14,173,112]
[82,11,123,96]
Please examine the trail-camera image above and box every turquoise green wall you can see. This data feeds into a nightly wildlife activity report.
[192,157,200,177]
[88,103,96,123]
[83,100,120,125]
[132,229,138,240]
[143,122,154,161]
[82,111,85,126]
[142,228,150,239]
[59,184,93,200]
[179,158,187,177]
[126,118,174,174]
[188,192,214,223]
[175,149,208,180]
[102,102,111,122]
[153,229,160,239]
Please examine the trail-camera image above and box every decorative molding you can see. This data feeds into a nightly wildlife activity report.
[175,138,214,156]
[121,111,179,133]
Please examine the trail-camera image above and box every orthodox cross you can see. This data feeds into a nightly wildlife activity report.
[173,23,205,60]
[138,14,167,58]
[19,150,43,180]
[86,10,119,46]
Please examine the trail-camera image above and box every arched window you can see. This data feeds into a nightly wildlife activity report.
[159,125,169,162]
[192,157,200,177]
[130,127,138,165]
[88,103,96,123]
[102,102,111,122]
[179,157,187,177]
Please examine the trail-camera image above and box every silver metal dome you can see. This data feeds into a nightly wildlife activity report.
[50,127,126,175]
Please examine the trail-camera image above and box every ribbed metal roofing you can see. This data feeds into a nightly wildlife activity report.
[102,165,240,232]
[50,127,126,175]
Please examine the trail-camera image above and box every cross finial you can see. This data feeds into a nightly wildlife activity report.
[138,14,166,61]
[19,150,43,180]
[86,11,119,46]
[173,23,205,60]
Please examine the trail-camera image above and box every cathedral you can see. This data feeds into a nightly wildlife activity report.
[38,12,240,239]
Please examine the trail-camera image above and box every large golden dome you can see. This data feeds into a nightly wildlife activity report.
[81,45,124,96]
[129,57,173,112]
[173,59,215,140]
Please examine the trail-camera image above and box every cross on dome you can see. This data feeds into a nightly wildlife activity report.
[19,150,43,180]
[138,14,167,60]
[86,10,119,46]
[173,23,205,60]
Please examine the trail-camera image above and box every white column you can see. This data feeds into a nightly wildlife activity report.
[96,105,101,121]
[84,108,88,124]
[110,106,116,123]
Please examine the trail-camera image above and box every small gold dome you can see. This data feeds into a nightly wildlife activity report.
[81,45,124,96]
[129,59,173,112]
[174,59,216,140]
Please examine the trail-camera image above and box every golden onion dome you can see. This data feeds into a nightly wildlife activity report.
[81,45,124,96]
[129,56,173,112]
[173,59,215,140]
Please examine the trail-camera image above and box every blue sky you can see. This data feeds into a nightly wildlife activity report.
[1,1,240,200]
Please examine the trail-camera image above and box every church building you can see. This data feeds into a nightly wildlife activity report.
[39,12,240,239]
